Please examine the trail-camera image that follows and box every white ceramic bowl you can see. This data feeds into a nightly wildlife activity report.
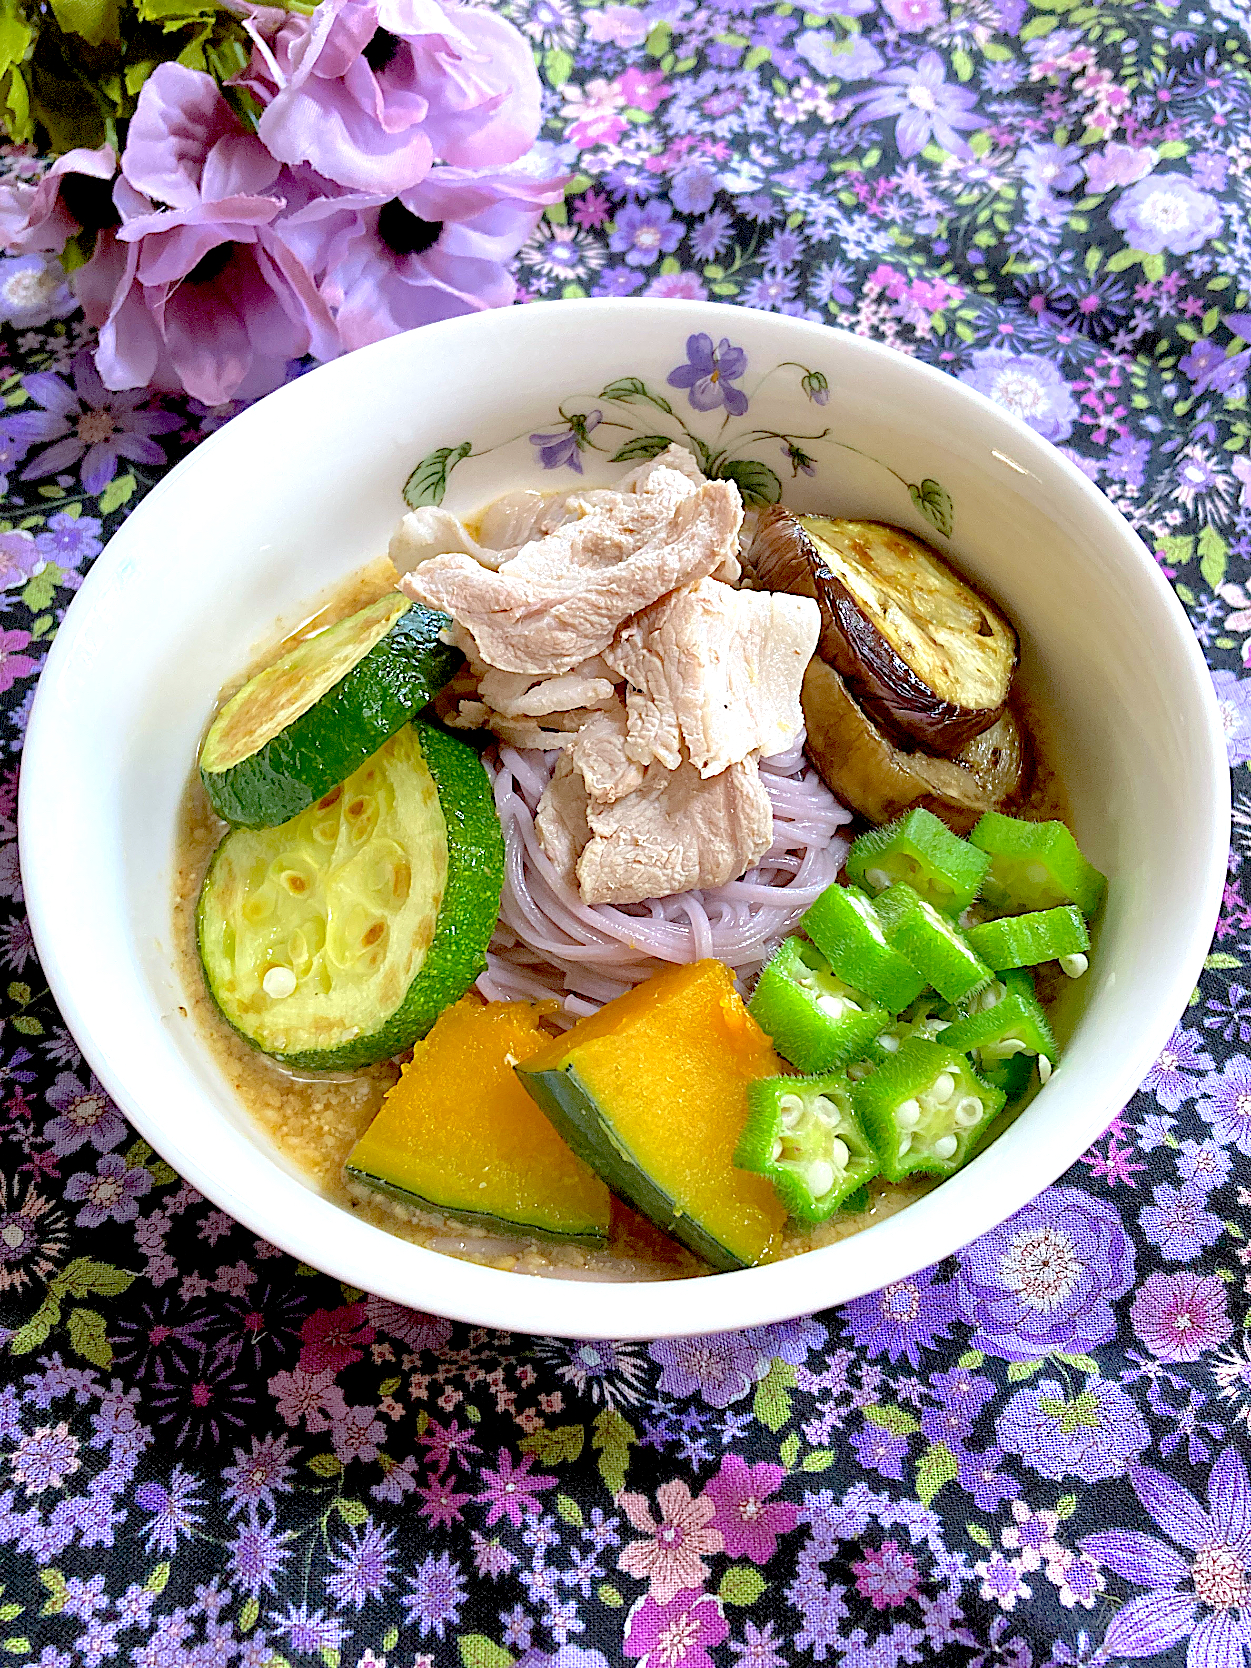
[19,299,1229,1339]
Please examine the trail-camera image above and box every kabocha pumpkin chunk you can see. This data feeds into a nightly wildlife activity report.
[516,960,787,1272]
[345,997,612,1244]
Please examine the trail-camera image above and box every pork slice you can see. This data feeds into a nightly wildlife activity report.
[606,579,820,778]
[401,476,743,675]
[573,757,774,907]
[535,753,592,889]
[569,703,646,804]
[389,507,504,573]
[477,655,618,719]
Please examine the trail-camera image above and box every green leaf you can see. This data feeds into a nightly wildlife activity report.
[238,1597,259,1632]
[951,47,973,81]
[1053,1352,1099,1374]
[403,441,473,509]
[307,1453,343,1478]
[336,1498,367,1525]
[644,21,670,55]
[9,1017,40,1036]
[382,1629,399,1652]
[1162,533,1194,566]
[459,1636,514,1668]
[610,433,675,464]
[1156,139,1189,159]
[1106,246,1144,273]
[908,477,953,537]
[967,1521,992,1548]
[0,1610,20,1625]
[555,1493,584,1527]
[802,1449,836,1472]
[779,1432,800,1470]
[47,0,119,47]
[2,1638,30,1655]
[915,1442,958,1507]
[597,1585,624,1608]
[98,472,137,515]
[10,1297,60,1357]
[52,1257,135,1300]
[753,1358,797,1432]
[715,457,782,507]
[20,568,60,614]
[319,1650,339,1668]
[145,1563,170,1595]
[1199,526,1227,591]
[378,1375,401,1397]
[543,46,573,84]
[1206,952,1242,970]
[1006,1358,1046,1382]
[592,1409,635,1497]
[719,1565,767,1606]
[67,1308,112,1369]
[743,44,770,69]
[37,1570,67,1618]
[1141,253,1165,282]
[957,1350,984,1370]
[863,1404,921,1436]
[519,1424,584,1465]
[1056,1493,1077,1520]
[599,377,674,417]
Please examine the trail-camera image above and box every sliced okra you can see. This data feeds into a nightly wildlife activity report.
[735,1071,880,1225]
[852,1037,1006,1182]
[800,884,927,1014]
[874,881,993,1005]
[964,905,1089,974]
[847,807,989,916]
[749,937,890,1073]
[970,811,1106,920]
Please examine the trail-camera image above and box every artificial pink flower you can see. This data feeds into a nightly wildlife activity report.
[80,64,337,405]
[618,1480,724,1603]
[701,1454,797,1564]
[237,0,541,195]
[281,153,562,349]
[0,145,117,255]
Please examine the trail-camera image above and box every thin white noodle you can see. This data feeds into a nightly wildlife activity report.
[475,734,851,1022]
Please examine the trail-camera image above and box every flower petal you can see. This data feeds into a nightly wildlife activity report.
[618,1491,658,1534]
[80,442,119,496]
[1207,1446,1251,1550]
[1102,1592,1196,1658]
[21,372,80,418]
[21,437,84,479]
[1188,1611,1249,1668]
[1081,1531,1189,1590]
[1131,1464,1214,1552]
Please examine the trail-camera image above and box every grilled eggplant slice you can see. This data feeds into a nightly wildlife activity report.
[750,511,1017,757]
[801,658,1026,834]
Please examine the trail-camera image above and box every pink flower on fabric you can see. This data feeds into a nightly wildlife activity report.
[281,155,562,349]
[1130,1271,1234,1363]
[81,64,337,405]
[0,630,39,696]
[701,1455,796,1564]
[622,1588,727,1668]
[0,145,117,256]
[618,1480,724,1602]
[474,1448,557,1527]
[237,0,541,195]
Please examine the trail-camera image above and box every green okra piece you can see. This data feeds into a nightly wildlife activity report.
[941,968,1058,1083]
[735,1071,879,1225]
[874,881,993,1005]
[852,1038,1006,1182]
[800,884,927,1014]
[749,937,890,1073]
[964,905,1089,973]
[847,807,989,916]
[970,811,1106,920]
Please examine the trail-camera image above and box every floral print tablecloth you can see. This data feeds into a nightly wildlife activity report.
[2,1,1251,1663]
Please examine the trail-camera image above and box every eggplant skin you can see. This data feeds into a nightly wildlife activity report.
[800,658,1026,835]
[749,509,1017,758]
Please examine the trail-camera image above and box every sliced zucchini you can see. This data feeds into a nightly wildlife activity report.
[750,511,1017,758]
[197,721,503,1070]
[346,997,612,1245]
[200,594,461,827]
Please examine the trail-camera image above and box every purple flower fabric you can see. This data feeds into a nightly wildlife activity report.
[609,200,682,267]
[1211,671,1251,768]
[996,1375,1149,1483]
[1197,1053,1251,1153]
[1109,173,1224,256]
[7,352,179,495]
[238,0,542,195]
[80,64,338,405]
[1138,1181,1224,1262]
[0,254,77,328]
[648,1332,763,1407]
[958,349,1079,443]
[1143,1025,1216,1112]
[1131,1272,1234,1363]
[839,1263,959,1367]
[955,1185,1135,1361]
[850,52,983,161]
[1083,1447,1251,1667]
[667,332,749,416]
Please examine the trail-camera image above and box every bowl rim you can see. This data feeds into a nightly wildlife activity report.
[18,298,1232,1339]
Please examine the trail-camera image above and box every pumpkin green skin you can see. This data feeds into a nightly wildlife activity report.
[201,596,462,828]
[515,1062,753,1274]
[341,1168,610,1247]
[197,722,503,1072]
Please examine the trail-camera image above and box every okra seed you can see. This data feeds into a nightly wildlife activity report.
[806,1160,835,1198]
[896,1099,921,1128]
[778,1094,804,1117]
[1026,862,1049,883]
[828,1137,849,1170]
[933,1135,958,1160]
[898,1134,912,1157]
[262,965,297,999]
[932,1073,955,1103]
[954,1096,983,1126]
[878,1033,901,1053]
[818,994,849,1018]
[771,1138,784,1161]
[1059,952,1089,978]
[812,1096,837,1118]
[1039,1055,1054,1084]
[866,867,891,891]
